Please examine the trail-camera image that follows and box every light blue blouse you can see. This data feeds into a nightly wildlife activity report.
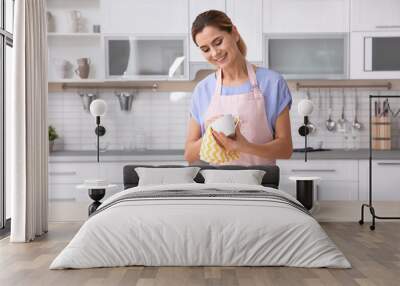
[190,67,292,135]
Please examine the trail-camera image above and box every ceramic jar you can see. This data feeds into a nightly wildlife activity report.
[75,58,90,79]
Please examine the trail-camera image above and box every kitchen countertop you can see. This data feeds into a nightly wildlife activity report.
[49,149,400,162]
[49,149,186,163]
[290,149,400,160]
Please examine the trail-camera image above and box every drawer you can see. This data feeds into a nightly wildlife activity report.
[277,160,358,181]
[317,181,358,201]
[49,163,117,184]
[49,184,76,201]
[279,178,358,201]
[359,160,400,201]
[48,164,80,184]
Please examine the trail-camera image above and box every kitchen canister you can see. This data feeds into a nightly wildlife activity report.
[75,58,90,79]
[371,116,391,150]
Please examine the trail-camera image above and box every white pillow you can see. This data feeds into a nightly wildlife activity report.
[135,167,201,186]
[200,169,266,185]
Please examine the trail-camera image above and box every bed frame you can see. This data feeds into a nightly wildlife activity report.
[123,165,280,189]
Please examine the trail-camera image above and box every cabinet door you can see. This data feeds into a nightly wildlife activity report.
[351,0,400,32]
[105,36,188,80]
[266,34,348,79]
[263,0,349,33]
[102,0,188,34]
[189,0,226,62]
[350,31,400,79]
[49,184,76,201]
[359,160,400,201]
[278,159,359,201]
[226,0,263,63]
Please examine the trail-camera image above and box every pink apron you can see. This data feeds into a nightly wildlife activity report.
[204,61,275,166]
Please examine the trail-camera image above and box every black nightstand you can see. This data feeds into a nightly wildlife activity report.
[289,176,320,211]
[76,184,117,215]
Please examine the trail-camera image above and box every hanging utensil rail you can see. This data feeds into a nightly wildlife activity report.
[61,83,159,91]
[296,82,392,91]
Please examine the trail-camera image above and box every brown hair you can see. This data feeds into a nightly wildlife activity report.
[191,10,247,57]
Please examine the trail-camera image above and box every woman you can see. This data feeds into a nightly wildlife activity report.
[184,10,293,165]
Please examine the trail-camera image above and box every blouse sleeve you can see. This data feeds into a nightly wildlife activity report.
[190,85,202,125]
[277,77,292,116]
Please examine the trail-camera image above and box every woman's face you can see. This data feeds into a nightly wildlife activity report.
[195,25,240,69]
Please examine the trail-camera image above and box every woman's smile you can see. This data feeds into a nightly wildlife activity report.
[214,53,227,64]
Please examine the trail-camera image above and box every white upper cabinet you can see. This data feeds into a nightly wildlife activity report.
[226,0,263,63]
[263,0,350,33]
[350,31,400,79]
[102,0,188,34]
[189,0,226,62]
[351,0,400,32]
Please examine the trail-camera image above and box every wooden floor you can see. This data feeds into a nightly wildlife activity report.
[0,222,399,286]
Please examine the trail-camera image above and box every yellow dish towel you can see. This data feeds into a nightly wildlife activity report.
[200,126,240,164]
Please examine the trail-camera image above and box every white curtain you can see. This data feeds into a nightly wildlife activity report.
[9,0,48,242]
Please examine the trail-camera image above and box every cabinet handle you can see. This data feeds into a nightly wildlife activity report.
[375,25,400,29]
[291,169,336,172]
[49,171,77,176]
[377,162,400,166]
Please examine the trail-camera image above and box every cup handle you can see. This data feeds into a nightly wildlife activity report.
[74,68,79,76]
[234,116,240,128]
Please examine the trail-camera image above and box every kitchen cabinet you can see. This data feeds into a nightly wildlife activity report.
[105,35,189,80]
[49,161,187,201]
[265,33,348,79]
[226,0,263,63]
[189,0,226,62]
[263,0,350,33]
[351,0,400,32]
[358,160,400,201]
[101,0,188,34]
[277,160,359,201]
[350,31,400,79]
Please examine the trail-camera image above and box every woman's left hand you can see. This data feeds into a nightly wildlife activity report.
[212,123,249,152]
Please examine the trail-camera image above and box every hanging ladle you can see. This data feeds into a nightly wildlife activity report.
[326,88,336,132]
[337,88,348,132]
[352,88,362,130]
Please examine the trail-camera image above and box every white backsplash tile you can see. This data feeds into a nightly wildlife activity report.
[49,91,192,151]
[48,89,400,151]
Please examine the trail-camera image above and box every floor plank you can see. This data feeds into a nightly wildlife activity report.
[0,222,399,286]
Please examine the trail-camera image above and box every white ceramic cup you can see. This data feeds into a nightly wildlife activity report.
[211,114,236,137]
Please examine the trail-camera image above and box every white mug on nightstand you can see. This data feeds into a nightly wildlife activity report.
[211,114,237,137]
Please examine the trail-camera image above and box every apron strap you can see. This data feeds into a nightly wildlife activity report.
[215,61,261,97]
[246,61,263,98]
[214,68,223,97]
[246,61,259,89]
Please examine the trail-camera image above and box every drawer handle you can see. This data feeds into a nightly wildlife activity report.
[377,162,400,166]
[376,25,400,29]
[291,169,336,172]
[49,171,77,176]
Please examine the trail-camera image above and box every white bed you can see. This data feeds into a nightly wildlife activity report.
[50,183,351,269]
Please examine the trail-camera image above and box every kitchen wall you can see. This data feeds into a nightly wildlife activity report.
[49,91,192,151]
[48,87,400,151]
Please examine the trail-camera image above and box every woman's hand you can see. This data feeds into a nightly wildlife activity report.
[212,123,249,153]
